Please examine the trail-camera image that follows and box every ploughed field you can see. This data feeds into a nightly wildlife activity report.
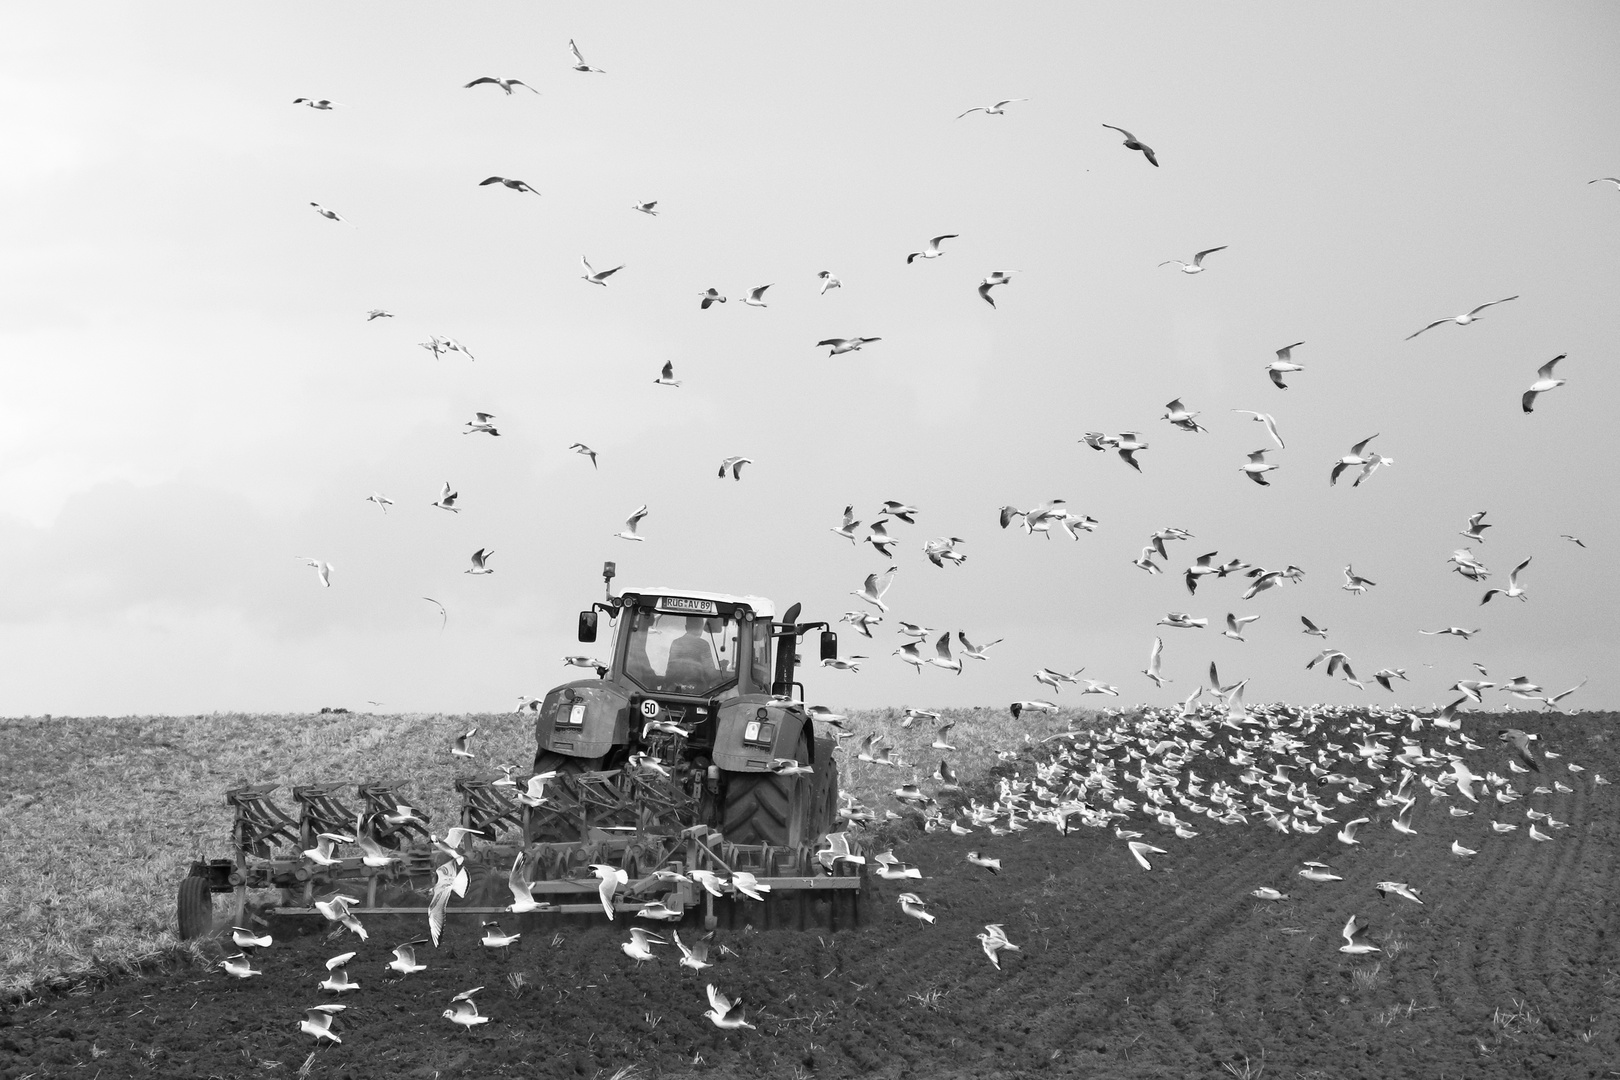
[4,706,1620,1079]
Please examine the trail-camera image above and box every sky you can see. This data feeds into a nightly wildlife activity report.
[2,3,1618,716]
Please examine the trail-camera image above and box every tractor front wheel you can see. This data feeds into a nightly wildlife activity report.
[177,875,213,941]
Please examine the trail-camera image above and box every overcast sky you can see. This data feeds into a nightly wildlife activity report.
[3,3,1617,716]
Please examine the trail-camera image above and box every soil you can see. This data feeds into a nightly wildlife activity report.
[5,708,1620,1080]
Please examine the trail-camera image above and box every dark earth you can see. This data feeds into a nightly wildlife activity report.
[5,708,1620,1079]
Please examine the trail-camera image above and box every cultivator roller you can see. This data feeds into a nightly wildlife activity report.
[180,772,869,940]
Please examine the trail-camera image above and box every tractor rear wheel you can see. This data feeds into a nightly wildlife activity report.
[533,750,603,777]
[177,875,213,941]
[719,733,810,847]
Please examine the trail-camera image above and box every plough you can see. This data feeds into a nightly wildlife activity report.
[179,767,869,940]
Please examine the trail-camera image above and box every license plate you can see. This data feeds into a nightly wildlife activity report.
[656,596,717,615]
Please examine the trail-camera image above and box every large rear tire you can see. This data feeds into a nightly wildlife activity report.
[529,752,605,842]
[719,732,810,847]
[532,750,604,776]
[177,875,213,941]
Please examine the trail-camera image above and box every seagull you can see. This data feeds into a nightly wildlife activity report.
[432,481,460,512]
[299,1005,344,1043]
[631,200,659,215]
[1162,398,1207,432]
[1328,435,1380,486]
[698,287,727,309]
[1298,864,1343,882]
[581,256,623,286]
[1265,343,1305,388]
[977,270,1017,307]
[621,927,665,964]
[880,500,919,523]
[1250,888,1289,902]
[958,98,1027,118]
[319,966,360,994]
[463,412,500,436]
[1341,565,1375,595]
[654,360,680,387]
[1590,177,1620,188]
[1460,511,1492,543]
[218,953,262,978]
[465,548,495,575]
[897,893,936,923]
[443,995,489,1030]
[1406,296,1518,340]
[231,927,272,951]
[1522,354,1567,413]
[1240,449,1279,486]
[1481,557,1531,604]
[737,284,773,308]
[1232,410,1285,449]
[1420,626,1478,638]
[730,872,772,901]
[673,930,713,970]
[293,98,343,110]
[1102,123,1158,166]
[1184,551,1223,594]
[309,202,354,226]
[364,492,393,513]
[427,861,466,947]
[1300,616,1328,638]
[1560,534,1585,548]
[568,443,598,469]
[852,567,897,612]
[479,176,540,195]
[1339,915,1381,954]
[451,726,477,758]
[1452,840,1478,856]
[590,864,628,919]
[295,557,333,589]
[818,270,842,293]
[365,309,393,320]
[616,505,649,541]
[704,984,755,1030]
[1539,677,1588,710]
[568,39,606,73]
[958,632,1003,660]
[830,505,861,543]
[1159,246,1225,274]
[1127,840,1168,870]
[976,924,1021,969]
[386,939,429,975]
[818,336,881,355]
[907,234,958,263]
[1337,817,1371,845]
[464,76,538,94]
[1142,636,1169,687]
[894,640,926,674]
[503,852,546,913]
[1499,728,1541,771]
[928,632,964,675]
[1373,668,1408,692]
[1113,432,1148,473]
[841,610,882,638]
[1223,613,1260,642]
[717,456,752,480]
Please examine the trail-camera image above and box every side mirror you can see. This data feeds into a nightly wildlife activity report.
[819,630,838,661]
[577,610,598,642]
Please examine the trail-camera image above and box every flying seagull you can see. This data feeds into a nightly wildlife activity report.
[1265,342,1305,389]
[293,98,344,110]
[616,505,649,541]
[654,361,680,387]
[957,98,1027,118]
[464,76,539,94]
[568,443,598,469]
[309,202,354,226]
[1521,354,1567,413]
[568,39,606,73]
[1405,296,1518,340]
[718,456,752,480]
[978,270,1016,307]
[581,256,623,286]
[818,336,881,355]
[907,234,958,263]
[465,549,494,575]
[632,200,659,215]
[1102,123,1158,166]
[479,176,540,194]
[1159,246,1225,274]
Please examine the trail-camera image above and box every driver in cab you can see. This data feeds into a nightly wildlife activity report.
[666,616,723,688]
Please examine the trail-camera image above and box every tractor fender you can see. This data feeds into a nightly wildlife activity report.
[534,680,630,758]
[711,697,811,772]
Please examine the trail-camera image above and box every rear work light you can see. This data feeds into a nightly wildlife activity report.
[743,720,775,746]
[561,703,587,726]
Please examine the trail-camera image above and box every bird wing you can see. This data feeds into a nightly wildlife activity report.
[1536,354,1565,380]
[1193,246,1226,264]
[1406,319,1450,340]
[1468,296,1517,316]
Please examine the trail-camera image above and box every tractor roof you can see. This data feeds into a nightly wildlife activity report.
[618,587,776,619]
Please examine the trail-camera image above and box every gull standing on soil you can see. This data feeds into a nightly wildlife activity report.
[1159,246,1225,273]
[1102,123,1159,166]
[465,76,538,94]
[1406,296,1518,340]
[1265,343,1305,388]
[616,505,649,541]
[1251,888,1289,902]
[907,234,958,263]
[1522,354,1567,412]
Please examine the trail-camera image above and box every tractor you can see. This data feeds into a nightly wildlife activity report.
[178,563,868,939]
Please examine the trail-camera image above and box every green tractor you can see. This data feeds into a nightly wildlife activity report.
[535,562,844,848]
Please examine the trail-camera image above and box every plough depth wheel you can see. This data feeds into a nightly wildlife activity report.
[177,875,212,941]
